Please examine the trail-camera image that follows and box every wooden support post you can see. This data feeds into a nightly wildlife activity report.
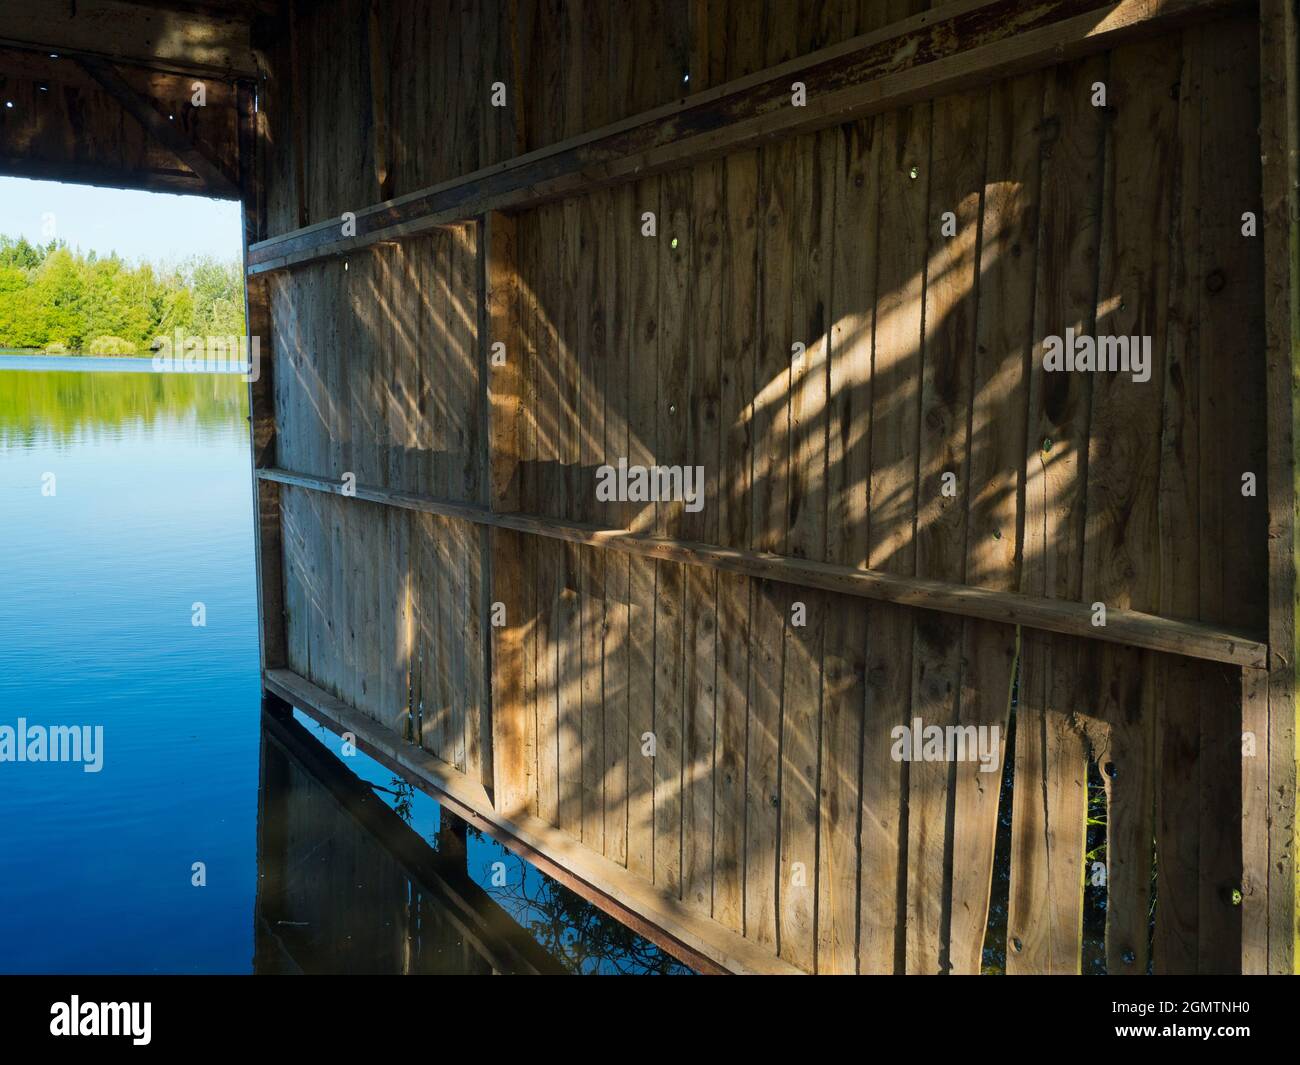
[483,210,529,817]
[239,80,287,674]
[1257,0,1300,975]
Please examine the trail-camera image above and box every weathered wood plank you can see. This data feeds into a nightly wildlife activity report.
[745,136,797,951]
[1009,51,1108,976]
[816,112,879,975]
[713,150,760,934]
[241,79,287,676]
[948,68,1043,976]
[626,176,661,879]
[603,182,633,866]
[777,131,834,970]
[1258,0,1300,976]
[1084,34,1181,975]
[682,159,725,915]
[858,99,930,974]
[485,210,527,812]
[1006,631,1089,973]
[654,167,692,897]
[906,85,988,974]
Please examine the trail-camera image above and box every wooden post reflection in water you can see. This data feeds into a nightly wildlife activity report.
[253,700,562,974]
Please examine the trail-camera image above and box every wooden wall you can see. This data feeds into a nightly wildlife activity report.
[265,1,1279,973]
[273,225,490,780]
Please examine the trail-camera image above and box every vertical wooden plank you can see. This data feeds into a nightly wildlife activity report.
[533,207,562,827]
[818,113,880,975]
[1021,53,1107,609]
[579,189,609,856]
[1196,658,1244,973]
[1259,0,1300,976]
[432,233,456,760]
[1241,662,1271,972]
[746,135,796,950]
[1172,16,1264,976]
[460,0,484,179]
[626,175,661,879]
[1008,53,1108,976]
[714,149,759,932]
[287,0,309,228]
[1153,24,1205,976]
[654,166,692,897]
[557,199,583,840]
[450,235,477,768]
[949,70,1043,976]
[1083,36,1180,975]
[385,244,417,741]
[689,0,710,91]
[240,80,287,676]
[764,0,797,68]
[860,101,930,974]
[485,210,527,813]
[1006,630,1090,974]
[366,0,392,201]
[603,181,632,866]
[907,87,988,975]
[778,131,834,971]
[330,260,354,706]
[1154,660,1201,972]
[682,159,724,914]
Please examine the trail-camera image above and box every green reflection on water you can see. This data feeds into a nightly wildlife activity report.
[0,353,247,444]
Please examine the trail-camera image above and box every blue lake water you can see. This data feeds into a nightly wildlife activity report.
[0,355,685,974]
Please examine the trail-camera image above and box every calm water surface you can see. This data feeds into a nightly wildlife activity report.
[0,355,685,974]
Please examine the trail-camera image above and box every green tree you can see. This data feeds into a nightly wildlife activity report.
[0,237,245,355]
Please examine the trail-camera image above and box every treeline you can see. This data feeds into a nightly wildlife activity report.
[0,236,245,355]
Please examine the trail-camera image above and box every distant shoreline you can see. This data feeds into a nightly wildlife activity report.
[0,353,150,361]
[0,351,245,375]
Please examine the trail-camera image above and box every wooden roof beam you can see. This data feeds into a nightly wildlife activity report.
[0,0,259,79]
[76,54,239,198]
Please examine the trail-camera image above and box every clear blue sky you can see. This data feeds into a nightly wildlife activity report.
[0,176,244,264]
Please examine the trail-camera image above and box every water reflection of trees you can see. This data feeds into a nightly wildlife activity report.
[0,361,247,443]
[484,851,691,976]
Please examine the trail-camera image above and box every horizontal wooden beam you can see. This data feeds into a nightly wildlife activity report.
[258,467,1269,668]
[0,153,212,197]
[263,667,803,975]
[0,0,259,79]
[246,0,1238,275]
